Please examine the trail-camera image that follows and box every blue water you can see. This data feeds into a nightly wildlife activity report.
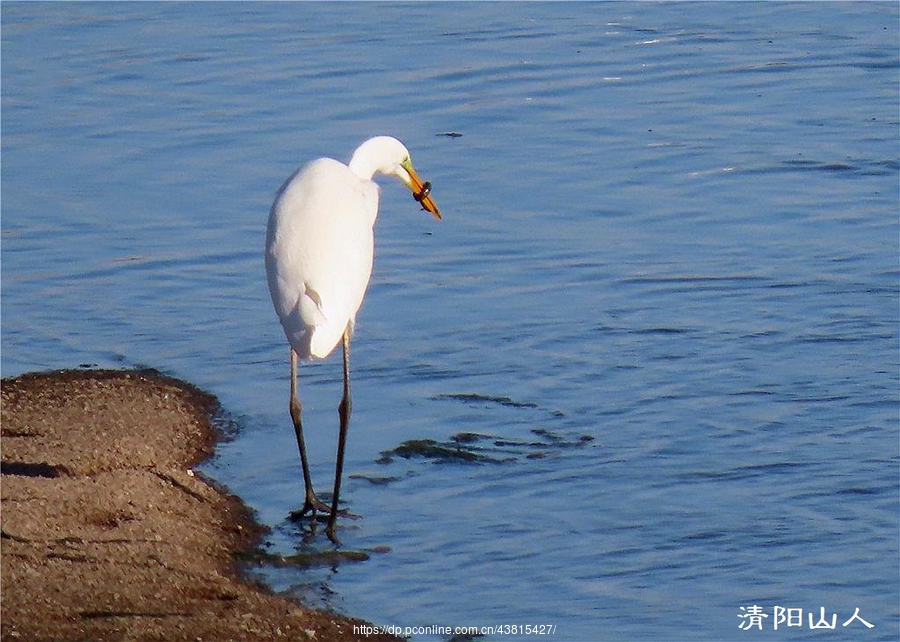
[3,3,898,640]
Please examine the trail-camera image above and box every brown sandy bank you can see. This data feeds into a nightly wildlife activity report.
[1,369,401,642]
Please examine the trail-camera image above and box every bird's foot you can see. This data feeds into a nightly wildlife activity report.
[288,493,359,523]
[288,493,330,521]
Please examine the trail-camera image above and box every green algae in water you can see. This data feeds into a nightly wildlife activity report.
[240,548,372,570]
[378,438,498,464]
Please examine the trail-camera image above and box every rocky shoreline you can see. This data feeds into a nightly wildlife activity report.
[1,368,400,642]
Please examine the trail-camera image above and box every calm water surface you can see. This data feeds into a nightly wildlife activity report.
[3,3,898,640]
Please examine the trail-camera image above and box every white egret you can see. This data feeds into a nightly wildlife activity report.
[265,136,441,542]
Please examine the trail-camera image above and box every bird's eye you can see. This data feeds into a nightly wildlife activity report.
[413,182,432,202]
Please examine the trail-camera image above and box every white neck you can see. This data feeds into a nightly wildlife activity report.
[347,136,409,181]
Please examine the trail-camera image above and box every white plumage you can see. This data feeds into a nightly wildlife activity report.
[266,157,378,359]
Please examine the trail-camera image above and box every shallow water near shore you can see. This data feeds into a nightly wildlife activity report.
[3,3,898,640]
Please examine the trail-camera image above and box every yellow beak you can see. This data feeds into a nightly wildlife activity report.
[404,163,442,220]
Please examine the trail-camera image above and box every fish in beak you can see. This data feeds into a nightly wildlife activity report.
[401,159,441,220]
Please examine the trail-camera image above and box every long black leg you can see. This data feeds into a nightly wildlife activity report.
[326,329,352,543]
[289,348,331,519]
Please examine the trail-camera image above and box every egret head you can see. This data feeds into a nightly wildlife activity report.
[349,136,441,220]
